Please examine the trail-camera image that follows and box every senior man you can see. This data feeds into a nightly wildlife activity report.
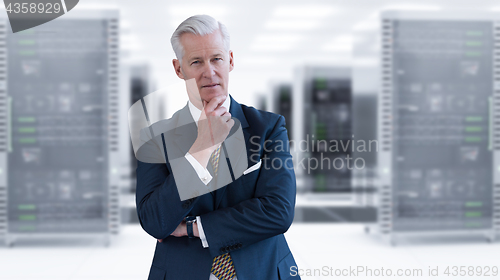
[135,14,300,280]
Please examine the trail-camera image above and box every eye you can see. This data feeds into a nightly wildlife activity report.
[213,58,222,61]
[191,60,199,65]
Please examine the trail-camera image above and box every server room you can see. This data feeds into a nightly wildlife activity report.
[1,0,500,279]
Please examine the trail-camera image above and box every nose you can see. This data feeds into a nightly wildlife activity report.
[202,62,216,79]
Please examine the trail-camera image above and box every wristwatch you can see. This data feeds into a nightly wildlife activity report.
[185,216,196,238]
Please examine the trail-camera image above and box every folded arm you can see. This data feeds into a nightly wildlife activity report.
[199,116,296,257]
[135,136,202,240]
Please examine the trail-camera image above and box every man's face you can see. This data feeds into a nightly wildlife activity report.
[173,30,234,107]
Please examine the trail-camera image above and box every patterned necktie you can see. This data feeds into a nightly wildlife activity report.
[211,253,236,280]
[210,145,221,176]
[209,145,236,280]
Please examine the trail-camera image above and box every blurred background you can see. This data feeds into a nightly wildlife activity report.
[1,0,500,279]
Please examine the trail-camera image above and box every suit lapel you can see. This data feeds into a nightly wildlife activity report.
[213,96,250,208]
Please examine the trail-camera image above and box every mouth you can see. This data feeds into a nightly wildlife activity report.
[201,83,220,88]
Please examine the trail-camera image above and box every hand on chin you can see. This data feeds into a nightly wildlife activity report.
[201,89,226,104]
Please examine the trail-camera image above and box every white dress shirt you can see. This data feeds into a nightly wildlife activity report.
[183,96,237,280]
[184,96,230,186]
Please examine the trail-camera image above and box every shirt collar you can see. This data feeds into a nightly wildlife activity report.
[188,95,231,126]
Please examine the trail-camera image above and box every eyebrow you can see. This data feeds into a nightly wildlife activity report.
[189,57,203,62]
[188,54,223,62]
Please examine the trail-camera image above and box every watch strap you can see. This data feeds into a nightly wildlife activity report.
[186,216,196,238]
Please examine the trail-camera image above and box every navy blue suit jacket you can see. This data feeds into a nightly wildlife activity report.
[136,97,300,280]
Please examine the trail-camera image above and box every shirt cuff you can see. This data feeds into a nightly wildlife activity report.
[185,152,213,185]
[196,216,209,248]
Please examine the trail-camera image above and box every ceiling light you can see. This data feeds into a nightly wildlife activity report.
[265,20,318,31]
[321,44,352,52]
[332,35,357,44]
[249,44,294,52]
[353,11,379,31]
[249,34,301,51]
[353,20,379,31]
[253,34,301,44]
[76,3,119,9]
[382,4,442,11]
[273,5,337,18]
[321,35,363,52]
[239,57,278,65]
[169,5,228,27]
[169,5,228,18]
[353,4,441,32]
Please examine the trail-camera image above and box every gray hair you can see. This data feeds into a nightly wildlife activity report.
[171,15,230,63]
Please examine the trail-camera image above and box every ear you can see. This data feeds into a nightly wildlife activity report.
[228,50,234,72]
[172,59,185,79]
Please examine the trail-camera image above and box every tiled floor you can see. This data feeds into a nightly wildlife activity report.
[0,224,499,279]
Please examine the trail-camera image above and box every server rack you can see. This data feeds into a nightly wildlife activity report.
[122,64,151,224]
[378,11,500,244]
[129,64,151,191]
[1,10,120,246]
[351,18,383,227]
[272,84,292,141]
[0,19,6,244]
[352,95,378,207]
[255,94,268,112]
[294,67,353,194]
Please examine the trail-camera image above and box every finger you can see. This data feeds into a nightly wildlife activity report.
[221,111,231,117]
[205,95,226,113]
[214,106,227,113]
[212,106,227,117]
[215,100,225,110]
[212,94,227,105]
[204,97,222,113]
[158,239,163,243]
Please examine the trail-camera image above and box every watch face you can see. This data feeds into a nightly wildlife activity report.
[186,216,196,222]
